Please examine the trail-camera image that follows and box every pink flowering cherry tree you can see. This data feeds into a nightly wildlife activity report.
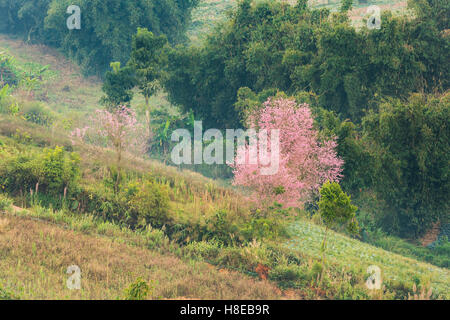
[231,98,344,209]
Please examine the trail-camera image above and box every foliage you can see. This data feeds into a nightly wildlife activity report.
[232,98,343,208]
[101,62,136,108]
[0,0,199,75]
[318,181,358,265]
[313,107,374,194]
[21,101,55,127]
[0,285,16,300]
[362,93,449,237]
[203,209,240,245]
[0,193,12,212]
[128,28,168,107]
[126,180,171,228]
[163,0,449,128]
[123,277,153,300]
[318,181,358,233]
[127,27,169,137]
[0,146,80,199]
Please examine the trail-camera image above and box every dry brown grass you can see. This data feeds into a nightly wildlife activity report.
[0,217,9,233]
[0,213,301,300]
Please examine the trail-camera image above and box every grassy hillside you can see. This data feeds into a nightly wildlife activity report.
[0,24,448,300]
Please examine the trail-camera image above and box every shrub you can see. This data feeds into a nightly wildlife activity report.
[184,241,221,261]
[126,180,171,228]
[0,285,16,300]
[310,262,324,281]
[41,146,80,195]
[241,217,286,242]
[217,247,251,270]
[318,181,359,263]
[203,210,240,245]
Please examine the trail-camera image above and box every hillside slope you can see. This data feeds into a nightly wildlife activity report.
[287,220,449,297]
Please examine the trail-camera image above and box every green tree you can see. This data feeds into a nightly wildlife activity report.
[162,0,448,128]
[123,277,153,300]
[313,107,374,194]
[340,0,353,13]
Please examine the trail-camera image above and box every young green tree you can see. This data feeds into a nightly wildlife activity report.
[101,62,136,109]
[318,181,358,265]
[127,28,168,136]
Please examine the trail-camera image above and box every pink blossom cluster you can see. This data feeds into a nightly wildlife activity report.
[232,98,344,208]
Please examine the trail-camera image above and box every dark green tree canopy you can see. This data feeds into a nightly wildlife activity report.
[127,28,168,105]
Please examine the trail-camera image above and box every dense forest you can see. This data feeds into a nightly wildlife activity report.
[160,0,449,237]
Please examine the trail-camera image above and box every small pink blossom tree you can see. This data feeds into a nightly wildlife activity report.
[231,98,344,209]
[71,105,148,169]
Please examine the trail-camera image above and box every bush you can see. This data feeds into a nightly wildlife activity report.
[310,262,324,281]
[241,217,286,242]
[184,241,221,261]
[269,264,307,288]
[0,146,80,201]
[0,194,12,212]
[0,285,16,300]
[203,210,241,246]
[21,101,55,127]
